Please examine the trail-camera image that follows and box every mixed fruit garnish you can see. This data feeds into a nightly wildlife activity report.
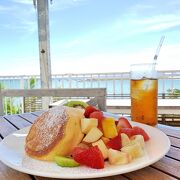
[55,105,150,169]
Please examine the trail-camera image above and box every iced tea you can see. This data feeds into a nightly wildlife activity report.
[131,78,158,126]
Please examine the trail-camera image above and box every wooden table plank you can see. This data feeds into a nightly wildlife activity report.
[3,114,31,129]
[19,113,37,123]
[158,124,180,138]
[168,136,180,148]
[166,146,180,161]
[124,166,177,180]
[0,116,18,137]
[35,175,129,180]
[31,110,44,117]
[0,161,31,180]
[152,156,180,179]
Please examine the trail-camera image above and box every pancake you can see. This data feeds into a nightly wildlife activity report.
[25,106,84,161]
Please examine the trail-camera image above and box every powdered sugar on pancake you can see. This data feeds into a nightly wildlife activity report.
[27,106,67,152]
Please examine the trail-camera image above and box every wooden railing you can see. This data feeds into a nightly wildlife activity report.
[0,88,107,115]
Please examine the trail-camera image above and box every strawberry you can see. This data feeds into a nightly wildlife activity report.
[132,126,150,141]
[72,146,104,169]
[89,111,104,130]
[89,111,103,121]
[106,135,122,150]
[84,105,98,118]
[118,128,134,138]
[71,147,86,157]
[116,117,132,131]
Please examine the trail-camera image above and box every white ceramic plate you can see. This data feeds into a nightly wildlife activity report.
[0,122,170,179]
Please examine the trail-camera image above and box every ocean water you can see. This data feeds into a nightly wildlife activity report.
[0,77,180,95]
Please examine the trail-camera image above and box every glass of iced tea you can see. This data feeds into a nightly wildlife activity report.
[130,63,158,126]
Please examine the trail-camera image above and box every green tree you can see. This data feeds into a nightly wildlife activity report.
[0,82,5,89]
[29,77,36,89]
[167,88,180,98]
[0,82,21,114]
[5,98,21,114]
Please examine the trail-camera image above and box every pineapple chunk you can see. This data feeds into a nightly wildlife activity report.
[108,148,132,165]
[81,118,98,134]
[130,135,145,148]
[121,133,131,147]
[102,117,118,138]
[121,142,144,159]
[83,127,103,143]
[92,139,108,159]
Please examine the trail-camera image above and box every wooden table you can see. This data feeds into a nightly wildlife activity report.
[0,111,180,180]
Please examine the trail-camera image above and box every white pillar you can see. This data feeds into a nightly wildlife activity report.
[36,0,52,109]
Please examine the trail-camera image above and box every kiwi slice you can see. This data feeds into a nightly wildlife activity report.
[64,100,88,109]
[54,156,80,167]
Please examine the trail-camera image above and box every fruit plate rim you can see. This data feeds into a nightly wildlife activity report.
[0,121,170,179]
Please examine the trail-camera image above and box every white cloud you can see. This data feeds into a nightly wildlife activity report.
[11,0,33,5]
[51,0,87,11]
[126,1,180,33]
[50,43,180,74]
[1,20,37,34]
[167,0,180,6]
[1,43,179,76]
[157,44,180,70]
[129,4,154,12]
[0,5,12,12]
[144,21,180,32]
[0,2,37,35]
[132,14,180,32]
[19,20,37,33]
[61,39,81,48]
[134,14,180,25]
[0,57,40,76]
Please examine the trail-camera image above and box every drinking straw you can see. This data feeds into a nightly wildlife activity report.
[152,36,165,70]
[153,36,165,62]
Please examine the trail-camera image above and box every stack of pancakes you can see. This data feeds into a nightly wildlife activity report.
[25,106,84,161]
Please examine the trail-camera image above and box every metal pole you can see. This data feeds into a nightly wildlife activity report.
[36,0,52,89]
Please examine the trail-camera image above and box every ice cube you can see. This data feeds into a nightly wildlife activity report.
[131,89,140,99]
[141,80,153,90]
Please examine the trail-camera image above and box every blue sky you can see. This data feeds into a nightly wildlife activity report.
[0,0,180,75]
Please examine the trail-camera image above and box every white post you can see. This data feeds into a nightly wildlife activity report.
[113,73,115,96]
[83,74,86,88]
[69,74,72,88]
[0,89,4,115]
[36,0,52,109]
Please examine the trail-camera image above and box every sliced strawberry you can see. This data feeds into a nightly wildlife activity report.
[89,111,103,121]
[89,111,104,130]
[117,117,132,131]
[132,126,150,141]
[118,128,134,138]
[106,135,122,150]
[84,105,98,118]
[72,146,104,169]
[71,147,87,157]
